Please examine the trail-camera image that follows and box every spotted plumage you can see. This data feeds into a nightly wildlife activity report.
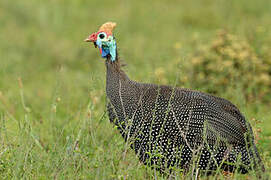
[105,58,264,174]
[85,22,265,175]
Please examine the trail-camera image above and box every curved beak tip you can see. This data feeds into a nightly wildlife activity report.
[84,38,91,42]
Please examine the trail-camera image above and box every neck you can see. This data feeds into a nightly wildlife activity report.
[105,53,133,138]
[105,52,132,130]
[105,53,129,81]
[105,53,130,96]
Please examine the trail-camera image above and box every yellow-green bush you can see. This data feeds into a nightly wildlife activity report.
[182,30,271,102]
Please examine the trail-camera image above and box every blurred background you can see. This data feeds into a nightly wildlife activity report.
[0,0,270,178]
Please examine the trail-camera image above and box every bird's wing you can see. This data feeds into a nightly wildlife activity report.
[174,89,249,146]
[204,103,247,145]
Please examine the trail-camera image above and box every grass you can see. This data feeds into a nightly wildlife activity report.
[0,0,271,179]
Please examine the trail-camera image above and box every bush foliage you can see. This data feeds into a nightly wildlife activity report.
[183,30,271,103]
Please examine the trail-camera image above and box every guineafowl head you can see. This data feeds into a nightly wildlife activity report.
[85,22,117,61]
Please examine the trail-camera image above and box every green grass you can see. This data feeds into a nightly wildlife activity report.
[0,0,271,179]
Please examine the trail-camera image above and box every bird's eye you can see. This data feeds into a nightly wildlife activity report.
[98,33,106,39]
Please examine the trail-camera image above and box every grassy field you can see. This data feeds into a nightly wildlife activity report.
[0,0,271,179]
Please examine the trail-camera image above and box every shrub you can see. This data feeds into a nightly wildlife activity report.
[182,30,271,103]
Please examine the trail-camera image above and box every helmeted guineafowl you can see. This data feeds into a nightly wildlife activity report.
[85,22,265,175]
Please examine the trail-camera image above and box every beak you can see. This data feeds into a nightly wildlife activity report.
[84,38,91,42]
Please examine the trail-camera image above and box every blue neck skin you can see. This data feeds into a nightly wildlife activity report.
[96,36,117,61]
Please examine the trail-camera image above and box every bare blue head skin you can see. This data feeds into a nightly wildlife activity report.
[85,30,117,61]
[95,32,117,61]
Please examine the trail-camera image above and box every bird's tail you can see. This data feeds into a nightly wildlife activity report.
[249,143,265,174]
[243,123,266,177]
[225,143,265,176]
[237,143,266,179]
